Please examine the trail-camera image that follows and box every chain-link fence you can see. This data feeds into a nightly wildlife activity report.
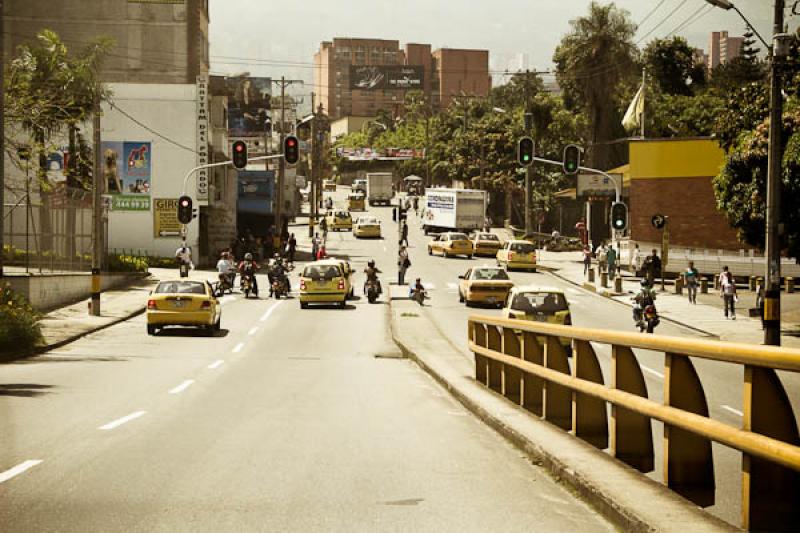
[2,189,94,273]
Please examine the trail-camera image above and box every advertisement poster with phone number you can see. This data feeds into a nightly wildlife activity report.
[102,141,152,211]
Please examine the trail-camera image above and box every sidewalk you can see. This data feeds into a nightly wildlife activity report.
[388,295,734,533]
[537,250,800,348]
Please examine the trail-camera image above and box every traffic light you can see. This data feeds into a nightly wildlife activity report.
[284,135,299,165]
[563,144,581,175]
[232,140,248,169]
[611,201,628,231]
[177,195,193,225]
[517,137,534,167]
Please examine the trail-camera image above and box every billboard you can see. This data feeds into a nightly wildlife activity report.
[225,77,272,137]
[102,141,152,211]
[153,198,182,238]
[576,173,620,197]
[349,65,424,91]
[336,147,425,160]
[238,170,275,216]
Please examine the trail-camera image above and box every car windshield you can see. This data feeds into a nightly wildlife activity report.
[479,234,499,241]
[303,265,342,280]
[511,242,536,253]
[155,281,206,295]
[359,218,378,224]
[336,212,350,218]
[473,269,509,281]
[510,292,568,313]
[450,233,468,241]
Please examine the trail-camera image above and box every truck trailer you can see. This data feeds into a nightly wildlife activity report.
[422,188,487,234]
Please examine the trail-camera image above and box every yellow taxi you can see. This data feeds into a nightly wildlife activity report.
[347,193,366,211]
[326,257,355,299]
[427,232,474,259]
[472,232,503,257]
[325,210,353,232]
[146,280,221,336]
[323,179,337,192]
[496,239,537,271]
[299,260,348,308]
[501,286,572,350]
[458,266,514,307]
[353,216,382,238]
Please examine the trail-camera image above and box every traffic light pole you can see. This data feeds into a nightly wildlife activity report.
[532,157,621,203]
[180,154,285,197]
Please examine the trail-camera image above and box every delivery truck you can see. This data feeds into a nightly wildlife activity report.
[422,188,487,234]
[366,172,394,206]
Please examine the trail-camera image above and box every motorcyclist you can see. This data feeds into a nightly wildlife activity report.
[268,253,290,296]
[363,259,382,295]
[216,251,236,291]
[410,277,427,305]
[238,253,259,295]
[632,279,656,324]
[175,243,192,277]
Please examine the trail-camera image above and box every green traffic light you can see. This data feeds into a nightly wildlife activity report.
[523,155,530,161]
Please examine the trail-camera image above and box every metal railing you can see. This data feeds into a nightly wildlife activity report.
[468,315,800,531]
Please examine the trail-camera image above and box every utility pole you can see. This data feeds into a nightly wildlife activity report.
[0,0,5,278]
[309,93,318,238]
[90,89,103,316]
[271,77,303,249]
[764,0,786,346]
[524,113,534,236]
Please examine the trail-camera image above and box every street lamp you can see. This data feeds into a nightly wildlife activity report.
[702,2,790,345]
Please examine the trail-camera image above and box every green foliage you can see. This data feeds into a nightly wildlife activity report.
[643,37,698,96]
[646,92,725,138]
[0,285,42,356]
[107,254,149,273]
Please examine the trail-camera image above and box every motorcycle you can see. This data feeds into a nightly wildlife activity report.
[241,269,258,299]
[641,304,660,333]
[215,272,235,297]
[411,287,428,306]
[366,279,381,304]
[178,260,190,278]
[271,275,288,299]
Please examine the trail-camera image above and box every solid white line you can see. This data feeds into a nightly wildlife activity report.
[208,359,225,369]
[721,405,744,417]
[641,365,665,379]
[248,326,259,336]
[0,460,43,484]
[169,380,195,394]
[99,410,146,430]
[232,342,245,353]
[259,301,283,322]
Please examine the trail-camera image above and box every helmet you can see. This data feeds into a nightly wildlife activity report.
[245,253,253,261]
[368,259,375,267]
[640,279,649,287]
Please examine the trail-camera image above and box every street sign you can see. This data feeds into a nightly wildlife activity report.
[154,198,182,238]
[651,214,667,229]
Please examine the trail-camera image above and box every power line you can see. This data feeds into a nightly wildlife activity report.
[636,0,668,31]
[636,0,689,44]
[107,99,197,154]
[666,4,713,38]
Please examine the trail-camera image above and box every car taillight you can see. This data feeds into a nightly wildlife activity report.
[338,279,345,290]
[300,280,306,290]
[508,252,515,260]
[201,301,211,308]
[147,299,157,310]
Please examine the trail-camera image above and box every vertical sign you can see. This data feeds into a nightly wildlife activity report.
[196,75,210,205]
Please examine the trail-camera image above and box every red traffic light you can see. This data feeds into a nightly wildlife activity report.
[235,143,245,152]
[232,140,248,169]
[179,198,190,207]
[287,138,296,147]
[284,135,300,165]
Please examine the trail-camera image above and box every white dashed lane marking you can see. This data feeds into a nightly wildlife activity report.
[169,380,195,394]
[721,405,744,417]
[99,410,146,430]
[232,343,245,353]
[641,365,665,379]
[0,460,43,484]
[208,359,225,369]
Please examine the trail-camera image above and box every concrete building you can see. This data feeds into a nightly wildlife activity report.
[313,37,489,119]
[3,0,209,84]
[707,31,745,73]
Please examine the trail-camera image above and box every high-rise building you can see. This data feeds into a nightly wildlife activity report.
[313,37,489,120]
[3,0,210,84]
[706,31,745,74]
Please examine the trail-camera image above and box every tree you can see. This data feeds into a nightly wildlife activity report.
[643,37,697,96]
[552,1,638,168]
[645,92,724,138]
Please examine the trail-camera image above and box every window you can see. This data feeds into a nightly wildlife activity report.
[155,281,207,295]
[473,269,509,281]
[511,242,536,253]
[510,292,568,314]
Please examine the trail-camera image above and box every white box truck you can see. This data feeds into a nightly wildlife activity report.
[366,172,393,206]
[423,188,487,234]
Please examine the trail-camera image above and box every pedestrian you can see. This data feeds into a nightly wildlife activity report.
[684,261,699,304]
[606,244,617,280]
[311,232,320,260]
[630,243,641,275]
[582,245,592,275]
[287,233,297,263]
[319,216,328,240]
[755,278,765,329]
[483,216,492,233]
[643,249,662,287]
[413,196,419,214]
[719,266,737,320]
[317,242,327,261]
[398,245,410,285]
[595,242,608,274]
[400,222,409,246]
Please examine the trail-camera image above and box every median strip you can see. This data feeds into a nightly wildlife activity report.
[0,460,43,484]
[169,380,195,394]
[99,410,146,430]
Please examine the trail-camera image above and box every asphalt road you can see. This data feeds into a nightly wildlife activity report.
[355,189,800,528]
[0,204,611,531]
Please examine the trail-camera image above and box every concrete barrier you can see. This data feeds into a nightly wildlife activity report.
[2,272,149,311]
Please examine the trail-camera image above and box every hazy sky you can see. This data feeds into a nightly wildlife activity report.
[209,0,788,95]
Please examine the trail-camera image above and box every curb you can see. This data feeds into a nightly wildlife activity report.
[548,268,718,338]
[388,301,736,533]
[38,306,147,354]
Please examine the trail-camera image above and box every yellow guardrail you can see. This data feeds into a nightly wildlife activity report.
[468,315,800,532]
